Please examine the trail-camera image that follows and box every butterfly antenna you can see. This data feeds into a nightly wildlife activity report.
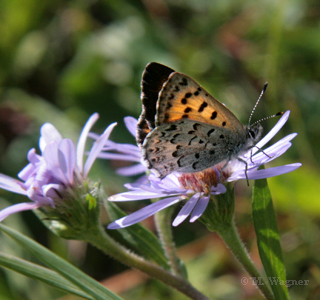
[248,82,268,127]
[250,111,283,128]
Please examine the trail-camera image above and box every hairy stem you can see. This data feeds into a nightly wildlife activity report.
[154,205,186,277]
[83,223,210,300]
[217,220,275,300]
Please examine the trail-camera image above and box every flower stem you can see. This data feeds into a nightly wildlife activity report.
[82,223,210,300]
[154,205,186,278]
[216,220,275,300]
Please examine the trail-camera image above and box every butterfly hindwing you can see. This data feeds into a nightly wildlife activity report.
[142,120,245,178]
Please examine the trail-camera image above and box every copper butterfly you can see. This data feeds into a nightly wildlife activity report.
[136,62,267,179]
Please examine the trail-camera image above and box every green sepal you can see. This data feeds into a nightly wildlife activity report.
[199,184,235,232]
[252,176,290,300]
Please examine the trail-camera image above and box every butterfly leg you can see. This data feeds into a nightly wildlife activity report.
[237,157,249,186]
[218,159,231,183]
[252,145,272,162]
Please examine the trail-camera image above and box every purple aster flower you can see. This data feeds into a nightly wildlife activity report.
[0,113,116,222]
[91,117,146,177]
[107,110,301,229]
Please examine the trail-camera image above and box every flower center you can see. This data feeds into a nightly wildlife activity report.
[178,162,232,194]
[178,168,218,194]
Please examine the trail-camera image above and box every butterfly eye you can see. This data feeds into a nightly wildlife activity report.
[249,129,256,139]
[247,125,263,142]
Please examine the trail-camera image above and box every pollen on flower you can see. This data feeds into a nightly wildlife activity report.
[178,161,233,194]
[178,168,219,194]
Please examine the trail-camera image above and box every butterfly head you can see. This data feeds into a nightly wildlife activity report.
[245,123,263,147]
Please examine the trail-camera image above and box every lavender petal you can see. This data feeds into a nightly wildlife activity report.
[172,193,200,226]
[108,189,179,201]
[0,174,27,195]
[190,195,210,223]
[116,164,146,176]
[254,110,290,152]
[39,123,62,152]
[247,163,301,180]
[107,196,184,229]
[97,152,141,162]
[76,113,99,172]
[58,139,76,185]
[0,202,41,222]
[124,116,138,137]
[84,122,117,177]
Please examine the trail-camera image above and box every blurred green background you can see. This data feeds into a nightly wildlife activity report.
[0,0,319,299]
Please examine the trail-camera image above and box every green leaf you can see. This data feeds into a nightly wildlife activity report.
[252,177,290,300]
[105,201,170,270]
[0,224,124,300]
[0,251,93,300]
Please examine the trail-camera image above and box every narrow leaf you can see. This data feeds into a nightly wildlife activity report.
[252,177,290,300]
[0,224,124,300]
[105,201,170,270]
[0,251,93,300]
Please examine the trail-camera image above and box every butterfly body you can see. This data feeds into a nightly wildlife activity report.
[137,62,262,179]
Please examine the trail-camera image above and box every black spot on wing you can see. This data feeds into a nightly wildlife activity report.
[192,162,199,169]
[211,111,217,120]
[165,124,177,131]
[198,102,208,112]
[207,128,215,136]
[179,77,188,86]
[188,136,197,145]
[193,123,201,130]
[172,151,179,157]
[170,133,180,144]
[194,87,202,96]
[177,156,184,167]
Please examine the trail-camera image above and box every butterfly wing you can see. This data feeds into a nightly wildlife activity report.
[138,63,248,178]
[142,120,245,178]
[136,62,175,145]
[156,72,245,136]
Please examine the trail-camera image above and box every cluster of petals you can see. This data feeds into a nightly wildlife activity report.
[106,111,301,229]
[0,114,116,221]
[93,116,146,177]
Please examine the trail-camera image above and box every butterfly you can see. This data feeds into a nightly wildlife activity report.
[136,62,265,179]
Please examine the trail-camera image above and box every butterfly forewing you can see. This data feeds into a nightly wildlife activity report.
[137,63,175,145]
[157,72,245,136]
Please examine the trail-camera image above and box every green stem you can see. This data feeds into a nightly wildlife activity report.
[217,220,275,300]
[154,205,185,277]
[83,223,210,300]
